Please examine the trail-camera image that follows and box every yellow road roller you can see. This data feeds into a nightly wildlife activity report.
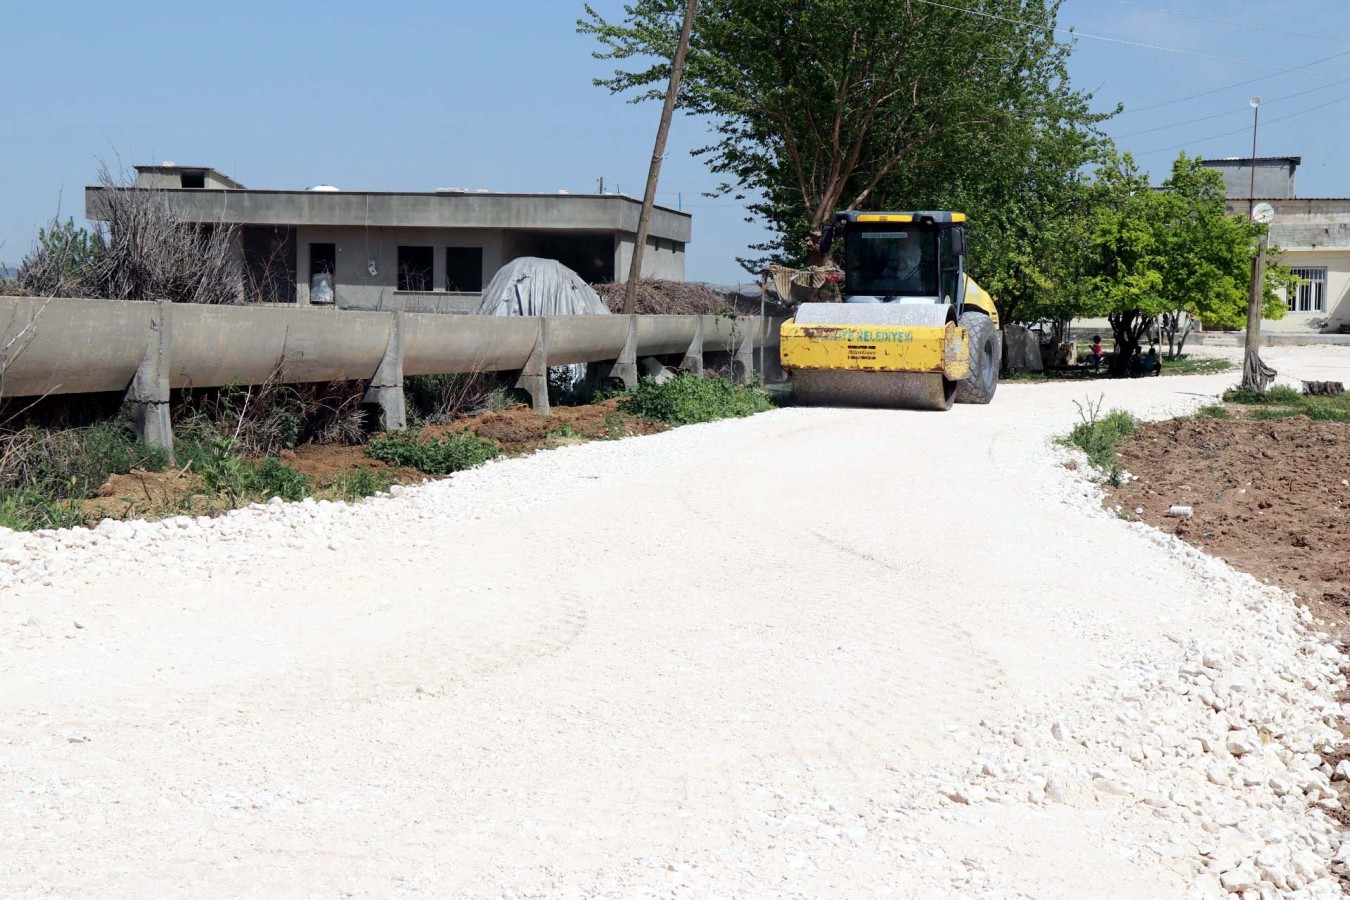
[780,210,1001,410]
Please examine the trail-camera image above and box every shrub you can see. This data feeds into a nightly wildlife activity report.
[1264,385,1304,404]
[1061,396,1139,485]
[241,458,312,502]
[18,217,97,297]
[1222,384,1301,405]
[0,490,87,532]
[0,418,170,532]
[366,429,500,475]
[620,374,774,425]
[186,436,311,502]
[1196,404,1230,419]
[404,373,512,424]
[174,378,367,457]
[0,420,168,501]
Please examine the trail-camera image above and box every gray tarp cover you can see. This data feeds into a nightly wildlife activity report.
[1002,324,1044,372]
[473,257,611,317]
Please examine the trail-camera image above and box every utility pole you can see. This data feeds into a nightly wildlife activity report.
[623,0,698,315]
[1241,95,1277,392]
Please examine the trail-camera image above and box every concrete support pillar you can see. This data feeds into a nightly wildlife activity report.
[680,316,705,376]
[365,311,407,430]
[125,297,173,453]
[734,320,756,385]
[514,317,550,415]
[594,314,639,389]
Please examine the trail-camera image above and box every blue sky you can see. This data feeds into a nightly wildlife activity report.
[3,0,1350,285]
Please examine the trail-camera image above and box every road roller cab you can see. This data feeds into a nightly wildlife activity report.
[780,210,1001,411]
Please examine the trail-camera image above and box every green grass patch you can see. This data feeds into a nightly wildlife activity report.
[1221,383,1350,423]
[1195,404,1230,419]
[1222,384,1301,404]
[184,438,312,502]
[328,467,396,501]
[1059,397,1139,485]
[0,420,170,531]
[620,374,774,425]
[366,429,500,475]
[1160,355,1231,376]
[1004,350,1232,382]
[547,423,581,440]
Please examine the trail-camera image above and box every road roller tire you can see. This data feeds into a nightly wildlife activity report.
[955,312,999,405]
[792,370,956,411]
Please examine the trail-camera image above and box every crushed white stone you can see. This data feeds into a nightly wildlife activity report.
[0,345,1348,897]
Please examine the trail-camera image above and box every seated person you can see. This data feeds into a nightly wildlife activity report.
[1143,345,1162,376]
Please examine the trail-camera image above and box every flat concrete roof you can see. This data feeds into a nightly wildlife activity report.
[86,187,693,243]
[1203,156,1302,166]
[134,165,246,189]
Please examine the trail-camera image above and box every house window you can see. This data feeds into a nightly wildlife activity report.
[445,246,483,292]
[310,243,336,277]
[1288,266,1327,312]
[309,243,337,305]
[397,246,434,292]
[180,170,206,189]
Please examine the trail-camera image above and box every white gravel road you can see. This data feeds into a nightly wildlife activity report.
[3,347,1350,899]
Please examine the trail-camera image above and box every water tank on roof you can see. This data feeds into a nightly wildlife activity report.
[308,184,340,192]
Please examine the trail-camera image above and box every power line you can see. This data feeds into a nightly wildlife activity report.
[1115,47,1350,115]
[1116,79,1347,138]
[1108,0,1350,45]
[1137,91,1350,157]
[913,0,1349,72]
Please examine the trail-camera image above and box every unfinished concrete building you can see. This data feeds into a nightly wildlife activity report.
[85,165,691,312]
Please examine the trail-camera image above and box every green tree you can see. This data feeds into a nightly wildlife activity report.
[580,0,1112,283]
[1082,152,1285,374]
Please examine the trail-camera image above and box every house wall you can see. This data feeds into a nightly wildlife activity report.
[615,233,686,282]
[1268,247,1350,332]
[294,225,506,310]
[287,226,683,309]
[1209,159,1298,200]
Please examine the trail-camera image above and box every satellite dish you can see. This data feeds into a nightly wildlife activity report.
[1253,202,1275,225]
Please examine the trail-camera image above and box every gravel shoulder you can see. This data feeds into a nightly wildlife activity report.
[2,348,1349,898]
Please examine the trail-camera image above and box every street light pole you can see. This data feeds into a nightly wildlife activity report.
[1248,99,1260,220]
[1241,96,1277,392]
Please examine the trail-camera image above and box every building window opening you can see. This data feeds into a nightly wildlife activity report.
[397,246,434,292]
[310,243,337,305]
[445,246,483,292]
[1289,266,1327,312]
[180,170,206,189]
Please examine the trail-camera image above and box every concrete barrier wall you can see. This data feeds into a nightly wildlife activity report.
[171,305,394,388]
[0,297,153,397]
[0,298,782,437]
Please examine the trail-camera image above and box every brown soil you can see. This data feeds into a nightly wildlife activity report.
[1107,413,1350,835]
[1109,415,1350,625]
[438,397,665,452]
[77,399,664,523]
[84,467,212,520]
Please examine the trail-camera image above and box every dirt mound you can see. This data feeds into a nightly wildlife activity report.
[283,445,420,484]
[593,279,789,317]
[1110,415,1350,616]
[436,399,665,454]
[84,467,206,519]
